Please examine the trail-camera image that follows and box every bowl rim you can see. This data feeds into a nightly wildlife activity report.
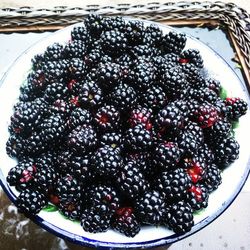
[0,18,250,249]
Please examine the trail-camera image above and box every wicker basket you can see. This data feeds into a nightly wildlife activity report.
[0,1,249,87]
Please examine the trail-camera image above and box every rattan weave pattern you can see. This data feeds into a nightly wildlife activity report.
[0,1,250,83]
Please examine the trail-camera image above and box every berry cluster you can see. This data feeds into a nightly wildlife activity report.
[6,14,248,237]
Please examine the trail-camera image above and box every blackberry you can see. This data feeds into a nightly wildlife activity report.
[57,174,82,220]
[67,124,97,153]
[116,54,134,68]
[130,44,159,59]
[154,142,181,170]
[191,102,219,128]
[101,30,127,56]
[187,87,218,105]
[116,161,148,199]
[125,124,153,151]
[109,83,137,111]
[38,113,66,143]
[186,184,209,211]
[42,60,68,82]
[50,99,72,118]
[43,43,64,61]
[67,107,92,130]
[112,207,140,237]
[197,143,215,165]
[97,62,121,90]
[91,145,122,177]
[79,80,103,109]
[165,201,194,234]
[225,97,248,120]
[56,150,74,174]
[81,207,111,233]
[140,85,168,111]
[67,58,87,80]
[162,31,187,54]
[94,105,120,132]
[63,40,86,59]
[182,66,205,89]
[84,14,104,38]
[161,67,187,99]
[102,16,126,31]
[100,132,123,149]
[17,188,47,215]
[84,46,103,67]
[144,24,163,47]
[133,61,156,90]
[125,20,145,45]
[85,185,120,214]
[205,78,221,95]
[179,49,203,68]
[128,106,152,129]
[214,136,240,167]
[202,164,222,193]
[135,190,166,225]
[44,81,68,103]
[156,102,185,131]
[154,168,191,202]
[7,158,36,191]
[204,118,232,144]
[71,26,90,44]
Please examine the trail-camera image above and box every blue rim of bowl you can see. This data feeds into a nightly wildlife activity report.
[0,18,250,249]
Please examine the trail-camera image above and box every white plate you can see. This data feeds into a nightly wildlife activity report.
[0,19,250,248]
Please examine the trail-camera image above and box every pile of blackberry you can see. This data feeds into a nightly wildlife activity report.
[6,14,248,238]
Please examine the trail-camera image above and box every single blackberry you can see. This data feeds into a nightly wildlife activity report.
[144,24,163,47]
[202,164,222,193]
[71,26,90,44]
[67,124,97,153]
[182,66,205,89]
[84,14,104,38]
[224,97,248,120]
[162,31,187,54]
[125,20,145,45]
[85,185,120,214]
[125,124,153,151]
[128,106,152,130]
[205,78,221,95]
[5,135,24,158]
[112,207,140,237]
[68,154,93,183]
[100,132,123,149]
[102,16,126,31]
[154,142,181,170]
[97,62,121,90]
[116,161,148,199]
[84,46,103,67]
[197,143,215,165]
[181,156,207,184]
[38,113,66,143]
[17,188,47,215]
[44,81,69,103]
[67,58,87,80]
[130,44,159,59]
[186,184,209,211]
[179,49,204,68]
[7,158,36,191]
[154,168,192,201]
[155,102,185,131]
[57,174,82,220]
[79,80,103,109]
[42,60,68,82]
[49,99,72,118]
[140,85,168,111]
[214,98,228,117]
[91,145,122,177]
[165,201,194,234]
[214,136,240,167]
[100,30,127,56]
[133,61,156,90]
[43,43,64,61]
[67,107,92,130]
[94,105,120,132]
[81,207,111,233]
[109,83,137,111]
[63,40,86,59]
[135,190,166,225]
[204,118,232,144]
[56,150,74,174]
[161,67,187,99]
[191,102,219,128]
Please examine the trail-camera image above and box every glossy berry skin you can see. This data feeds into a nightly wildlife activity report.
[162,31,187,54]
[225,97,248,120]
[112,207,140,237]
